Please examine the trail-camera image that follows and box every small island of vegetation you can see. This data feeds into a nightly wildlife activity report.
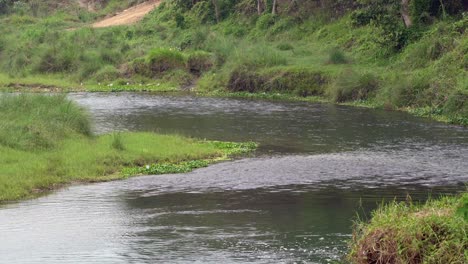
[0,94,256,201]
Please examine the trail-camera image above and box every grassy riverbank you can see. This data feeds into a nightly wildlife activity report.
[0,94,256,202]
[349,193,468,264]
[0,1,466,125]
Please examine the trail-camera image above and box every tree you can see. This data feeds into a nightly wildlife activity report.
[401,0,412,27]
[0,0,13,14]
[211,0,220,22]
[257,0,265,15]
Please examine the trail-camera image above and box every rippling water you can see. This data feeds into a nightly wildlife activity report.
[1,93,467,263]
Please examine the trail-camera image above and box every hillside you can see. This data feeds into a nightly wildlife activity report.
[92,0,161,28]
[0,0,466,124]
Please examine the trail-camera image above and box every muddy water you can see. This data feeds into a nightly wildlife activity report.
[0,93,466,263]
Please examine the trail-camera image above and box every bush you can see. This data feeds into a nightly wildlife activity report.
[35,44,80,73]
[329,71,379,102]
[328,48,348,64]
[0,95,92,150]
[146,48,186,74]
[93,65,121,82]
[385,74,431,107]
[187,51,215,75]
[256,13,276,30]
[443,90,468,116]
[227,66,264,92]
[161,69,193,86]
[264,68,327,96]
[128,57,150,76]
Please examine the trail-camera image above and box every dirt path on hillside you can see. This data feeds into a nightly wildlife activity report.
[92,0,161,28]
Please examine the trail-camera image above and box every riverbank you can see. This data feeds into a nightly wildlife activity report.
[0,2,466,126]
[0,94,256,202]
[349,193,468,264]
[1,77,465,126]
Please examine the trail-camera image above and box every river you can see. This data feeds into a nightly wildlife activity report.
[1,93,467,263]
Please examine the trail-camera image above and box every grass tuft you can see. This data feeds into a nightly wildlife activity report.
[348,193,468,264]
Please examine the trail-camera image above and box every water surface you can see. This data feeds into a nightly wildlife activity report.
[1,93,466,263]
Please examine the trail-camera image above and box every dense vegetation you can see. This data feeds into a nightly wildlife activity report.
[0,94,256,201]
[349,193,468,264]
[0,0,466,124]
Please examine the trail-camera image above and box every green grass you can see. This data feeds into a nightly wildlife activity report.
[348,193,468,264]
[0,95,257,201]
[0,1,466,125]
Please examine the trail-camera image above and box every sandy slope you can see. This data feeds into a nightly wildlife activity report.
[92,0,161,28]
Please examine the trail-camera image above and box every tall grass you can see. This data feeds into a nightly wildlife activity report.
[348,194,468,264]
[0,1,466,124]
[0,94,91,150]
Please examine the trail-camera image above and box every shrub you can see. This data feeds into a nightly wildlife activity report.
[35,45,80,73]
[328,48,348,64]
[146,48,186,74]
[385,74,431,107]
[264,68,327,96]
[187,51,215,75]
[256,13,276,30]
[93,65,121,82]
[443,90,468,116]
[227,66,265,92]
[329,71,379,102]
[161,69,193,86]
[128,57,150,76]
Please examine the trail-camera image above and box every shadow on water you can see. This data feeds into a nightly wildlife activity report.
[0,93,467,263]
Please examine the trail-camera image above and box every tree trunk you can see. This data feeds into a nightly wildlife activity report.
[257,0,263,15]
[211,0,220,23]
[272,0,277,15]
[401,0,412,27]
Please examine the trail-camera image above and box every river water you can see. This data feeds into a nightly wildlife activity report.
[1,93,467,263]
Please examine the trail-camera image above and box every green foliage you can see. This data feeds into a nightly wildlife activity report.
[328,48,348,64]
[0,0,466,125]
[146,47,186,74]
[227,66,264,92]
[349,194,468,264]
[384,74,431,107]
[443,90,468,116]
[187,50,215,74]
[456,194,468,220]
[93,65,121,82]
[0,94,258,201]
[122,160,210,176]
[352,0,411,52]
[264,68,327,96]
[256,13,276,30]
[410,0,434,24]
[329,70,379,102]
[111,132,125,151]
[121,141,256,177]
[233,44,287,68]
[276,43,294,51]
[0,95,91,150]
